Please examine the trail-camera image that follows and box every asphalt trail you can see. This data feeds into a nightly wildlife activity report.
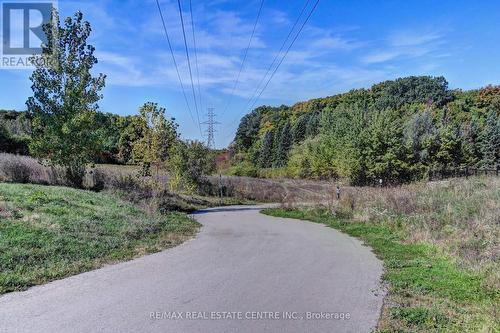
[0,205,384,333]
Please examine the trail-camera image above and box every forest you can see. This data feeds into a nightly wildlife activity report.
[230,76,500,185]
[2,76,500,186]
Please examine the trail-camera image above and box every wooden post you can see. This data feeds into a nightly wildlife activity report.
[219,174,223,204]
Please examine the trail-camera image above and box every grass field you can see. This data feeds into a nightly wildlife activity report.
[263,177,500,332]
[0,183,200,294]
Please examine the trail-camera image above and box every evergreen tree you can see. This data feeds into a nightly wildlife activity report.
[435,124,463,170]
[274,121,292,167]
[461,118,482,167]
[292,114,308,144]
[365,109,411,184]
[305,112,320,138]
[259,131,274,168]
[481,110,500,167]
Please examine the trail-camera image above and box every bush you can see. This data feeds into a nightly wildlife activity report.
[168,141,216,194]
[225,160,258,177]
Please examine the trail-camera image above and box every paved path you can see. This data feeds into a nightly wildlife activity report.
[0,206,385,333]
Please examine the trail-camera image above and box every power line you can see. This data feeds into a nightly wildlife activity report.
[189,0,203,115]
[154,0,198,131]
[249,0,320,111]
[177,0,202,135]
[241,0,312,115]
[220,0,265,119]
[223,0,321,134]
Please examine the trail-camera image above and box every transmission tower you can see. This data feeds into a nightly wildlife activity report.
[202,108,219,149]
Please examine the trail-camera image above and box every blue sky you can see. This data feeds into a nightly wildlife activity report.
[1,0,500,147]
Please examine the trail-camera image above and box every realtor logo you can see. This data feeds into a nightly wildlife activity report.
[1,0,57,68]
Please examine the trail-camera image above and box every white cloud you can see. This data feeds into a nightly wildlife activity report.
[360,29,449,65]
[389,30,443,47]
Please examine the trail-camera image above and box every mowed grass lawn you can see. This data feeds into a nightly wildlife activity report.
[0,183,200,294]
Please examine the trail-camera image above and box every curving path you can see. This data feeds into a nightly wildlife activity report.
[0,206,385,333]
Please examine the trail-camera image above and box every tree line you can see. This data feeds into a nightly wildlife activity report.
[0,10,214,191]
[231,76,500,185]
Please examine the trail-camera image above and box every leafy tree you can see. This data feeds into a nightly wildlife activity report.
[373,76,452,110]
[229,76,500,185]
[117,116,145,164]
[93,113,125,164]
[404,110,438,176]
[234,109,261,151]
[168,141,215,193]
[27,10,106,187]
[0,124,11,151]
[131,102,178,175]
[476,85,500,110]
[480,110,500,167]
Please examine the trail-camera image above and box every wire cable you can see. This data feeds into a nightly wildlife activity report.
[241,0,312,115]
[177,0,203,135]
[249,0,320,111]
[155,0,198,130]
[219,0,265,119]
[224,0,321,131]
[189,0,203,115]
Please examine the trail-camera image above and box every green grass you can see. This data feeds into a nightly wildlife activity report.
[262,208,500,332]
[0,183,200,294]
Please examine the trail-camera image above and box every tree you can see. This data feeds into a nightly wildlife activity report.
[117,116,145,164]
[27,10,106,187]
[292,114,308,144]
[305,112,320,138]
[434,124,463,170]
[0,124,11,151]
[258,131,274,168]
[228,75,498,184]
[234,109,261,151]
[273,120,292,168]
[461,118,482,167]
[404,110,439,176]
[168,141,215,193]
[481,110,500,168]
[365,109,411,184]
[373,76,453,110]
[131,102,178,175]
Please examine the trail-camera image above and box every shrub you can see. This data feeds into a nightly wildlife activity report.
[168,141,215,194]
[225,160,258,177]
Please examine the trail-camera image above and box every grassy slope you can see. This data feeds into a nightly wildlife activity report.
[0,183,200,294]
[263,207,499,332]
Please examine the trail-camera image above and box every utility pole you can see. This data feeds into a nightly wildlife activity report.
[203,108,219,149]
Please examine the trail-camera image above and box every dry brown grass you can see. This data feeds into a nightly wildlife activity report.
[217,175,335,203]
[282,177,500,289]
[0,154,248,212]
